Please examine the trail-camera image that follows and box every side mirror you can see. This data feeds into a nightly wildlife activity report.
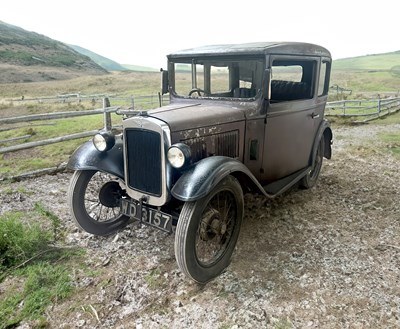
[161,69,169,95]
[263,68,271,100]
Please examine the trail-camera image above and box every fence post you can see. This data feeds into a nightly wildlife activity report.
[342,101,346,116]
[377,94,381,116]
[103,97,112,131]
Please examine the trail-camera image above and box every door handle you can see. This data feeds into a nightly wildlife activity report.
[311,113,320,119]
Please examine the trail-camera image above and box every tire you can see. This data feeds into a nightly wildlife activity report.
[300,136,325,189]
[174,175,244,284]
[67,170,130,236]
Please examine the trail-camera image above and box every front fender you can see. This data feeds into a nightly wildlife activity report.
[171,156,267,202]
[67,138,124,179]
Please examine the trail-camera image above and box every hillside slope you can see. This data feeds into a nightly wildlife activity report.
[0,21,108,83]
[69,44,127,71]
[121,64,159,72]
[69,45,158,72]
[333,51,400,72]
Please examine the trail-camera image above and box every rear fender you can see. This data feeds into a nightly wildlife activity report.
[67,138,124,179]
[171,156,267,202]
[311,120,333,164]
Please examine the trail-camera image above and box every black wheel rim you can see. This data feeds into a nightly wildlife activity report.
[83,172,124,223]
[99,181,124,208]
[309,141,323,180]
[195,190,237,266]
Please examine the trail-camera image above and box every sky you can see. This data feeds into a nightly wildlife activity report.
[2,0,399,69]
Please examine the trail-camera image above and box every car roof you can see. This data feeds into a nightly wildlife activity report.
[168,42,331,59]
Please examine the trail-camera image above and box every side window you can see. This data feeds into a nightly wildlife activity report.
[210,66,229,94]
[174,63,193,95]
[270,59,316,102]
[318,60,330,96]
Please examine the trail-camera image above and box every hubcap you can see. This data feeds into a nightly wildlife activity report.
[199,208,221,241]
[98,181,123,208]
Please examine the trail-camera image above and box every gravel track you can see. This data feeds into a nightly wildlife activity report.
[1,122,399,328]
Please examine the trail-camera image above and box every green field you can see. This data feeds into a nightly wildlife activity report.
[329,51,400,98]
[1,50,400,178]
[0,71,161,99]
[333,51,400,71]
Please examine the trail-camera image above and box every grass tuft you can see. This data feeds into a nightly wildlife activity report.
[0,212,51,271]
[378,131,400,157]
[34,202,63,241]
[0,263,73,328]
[0,210,81,327]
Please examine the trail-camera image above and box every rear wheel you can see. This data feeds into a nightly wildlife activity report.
[174,175,244,284]
[68,170,130,236]
[300,136,325,189]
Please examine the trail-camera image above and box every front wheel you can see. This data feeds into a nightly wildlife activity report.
[174,175,244,284]
[67,170,130,236]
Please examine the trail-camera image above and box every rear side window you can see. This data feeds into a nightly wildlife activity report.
[271,59,316,102]
[318,60,330,96]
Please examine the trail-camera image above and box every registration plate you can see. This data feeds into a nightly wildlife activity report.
[120,199,172,233]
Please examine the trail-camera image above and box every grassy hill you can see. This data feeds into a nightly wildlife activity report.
[69,45,128,71]
[330,51,400,97]
[67,46,159,72]
[333,51,400,72]
[121,64,159,72]
[68,46,159,72]
[0,21,107,83]
[0,19,399,93]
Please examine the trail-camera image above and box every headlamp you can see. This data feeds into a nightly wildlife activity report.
[93,132,115,152]
[167,143,191,169]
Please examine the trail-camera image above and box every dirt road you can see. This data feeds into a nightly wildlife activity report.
[1,122,399,328]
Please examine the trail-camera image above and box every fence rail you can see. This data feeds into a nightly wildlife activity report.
[1,95,400,157]
[325,97,400,119]
[0,99,122,154]
[5,94,169,109]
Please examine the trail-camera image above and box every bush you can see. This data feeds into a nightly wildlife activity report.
[0,210,77,327]
[0,212,52,271]
[0,261,74,328]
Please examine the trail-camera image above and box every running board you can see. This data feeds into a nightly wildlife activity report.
[263,167,310,197]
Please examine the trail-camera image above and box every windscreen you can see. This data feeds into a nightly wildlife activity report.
[172,58,264,99]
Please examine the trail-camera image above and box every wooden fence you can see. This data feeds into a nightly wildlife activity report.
[0,99,117,154]
[2,95,400,154]
[325,97,400,121]
[1,94,400,179]
[0,94,168,155]
[5,93,168,109]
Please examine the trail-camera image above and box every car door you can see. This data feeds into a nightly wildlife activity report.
[261,56,322,183]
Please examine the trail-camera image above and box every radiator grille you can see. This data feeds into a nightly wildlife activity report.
[125,129,162,196]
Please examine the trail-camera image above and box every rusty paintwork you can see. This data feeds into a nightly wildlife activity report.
[158,42,332,195]
[71,42,333,206]
[66,42,333,285]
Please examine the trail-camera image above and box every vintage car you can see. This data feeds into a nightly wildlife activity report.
[67,42,333,283]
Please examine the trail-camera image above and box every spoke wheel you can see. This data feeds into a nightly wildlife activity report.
[175,175,244,284]
[300,136,325,189]
[68,170,130,236]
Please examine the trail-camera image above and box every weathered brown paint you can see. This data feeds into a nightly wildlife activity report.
[74,42,333,205]
[144,42,332,189]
